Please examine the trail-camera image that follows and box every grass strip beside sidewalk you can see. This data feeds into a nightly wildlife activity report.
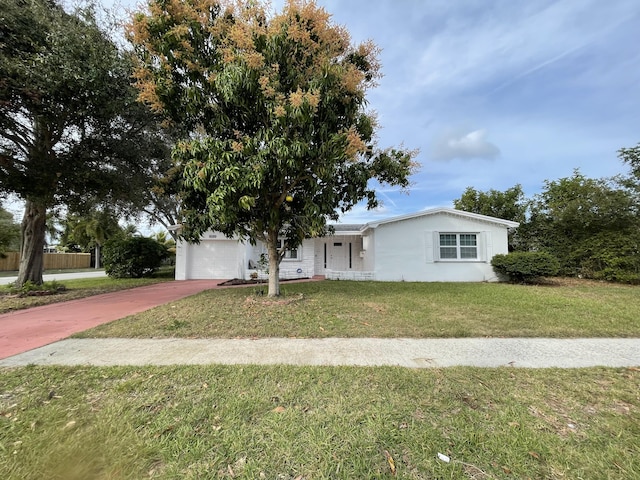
[1,365,638,479]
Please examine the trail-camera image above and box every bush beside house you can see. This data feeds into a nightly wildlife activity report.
[103,237,168,278]
[491,251,560,284]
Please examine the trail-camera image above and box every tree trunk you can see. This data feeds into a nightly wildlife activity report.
[95,244,101,269]
[16,199,47,286]
[266,228,281,297]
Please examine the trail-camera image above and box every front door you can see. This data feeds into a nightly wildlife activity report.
[328,240,350,271]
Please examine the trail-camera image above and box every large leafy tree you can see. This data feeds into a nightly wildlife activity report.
[619,143,640,179]
[453,185,527,224]
[0,205,20,258]
[453,185,527,250]
[129,0,417,296]
[522,170,640,280]
[59,208,123,268]
[0,0,168,285]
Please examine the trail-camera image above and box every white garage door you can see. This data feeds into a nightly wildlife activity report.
[187,240,240,279]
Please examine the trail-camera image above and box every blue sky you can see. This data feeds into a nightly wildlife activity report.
[14,0,638,228]
[300,0,640,222]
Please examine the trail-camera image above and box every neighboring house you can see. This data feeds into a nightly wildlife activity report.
[174,208,519,282]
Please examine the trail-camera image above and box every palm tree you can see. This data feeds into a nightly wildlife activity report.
[61,209,122,268]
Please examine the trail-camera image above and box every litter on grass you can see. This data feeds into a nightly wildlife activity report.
[437,452,451,463]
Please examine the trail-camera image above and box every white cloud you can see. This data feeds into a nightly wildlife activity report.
[431,128,500,161]
[406,0,640,96]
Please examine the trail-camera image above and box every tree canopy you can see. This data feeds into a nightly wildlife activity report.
[0,0,169,285]
[0,205,20,258]
[129,0,417,295]
[619,143,640,180]
[453,185,527,224]
[501,171,640,282]
[453,185,526,251]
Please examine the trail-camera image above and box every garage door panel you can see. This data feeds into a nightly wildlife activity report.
[187,241,239,279]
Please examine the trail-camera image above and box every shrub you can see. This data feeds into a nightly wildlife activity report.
[103,236,168,278]
[6,280,66,297]
[491,251,560,283]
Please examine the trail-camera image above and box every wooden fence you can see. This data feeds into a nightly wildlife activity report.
[0,252,91,271]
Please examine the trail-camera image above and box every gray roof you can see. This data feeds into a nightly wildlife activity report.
[329,224,365,232]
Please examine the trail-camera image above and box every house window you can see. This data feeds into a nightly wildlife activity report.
[438,233,478,260]
[276,239,299,260]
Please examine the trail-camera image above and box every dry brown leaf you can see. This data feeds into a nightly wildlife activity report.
[272,406,286,413]
[529,451,541,460]
[62,420,76,430]
[383,450,396,475]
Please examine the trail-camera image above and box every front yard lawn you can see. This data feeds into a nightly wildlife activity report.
[77,280,640,339]
[1,364,638,479]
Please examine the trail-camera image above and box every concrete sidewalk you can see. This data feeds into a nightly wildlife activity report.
[2,337,639,368]
[1,270,108,285]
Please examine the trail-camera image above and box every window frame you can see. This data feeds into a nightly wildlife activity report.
[275,238,301,261]
[437,232,479,261]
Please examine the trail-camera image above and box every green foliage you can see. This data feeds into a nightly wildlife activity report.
[7,280,66,296]
[491,252,560,283]
[570,231,640,284]
[453,184,527,250]
[517,170,640,281]
[59,209,123,252]
[618,143,640,179]
[102,237,168,278]
[129,0,417,295]
[0,0,171,285]
[453,184,527,223]
[0,206,20,257]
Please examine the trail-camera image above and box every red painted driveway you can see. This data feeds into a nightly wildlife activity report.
[0,280,221,360]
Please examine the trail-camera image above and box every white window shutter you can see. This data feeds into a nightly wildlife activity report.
[484,231,493,262]
[425,231,435,263]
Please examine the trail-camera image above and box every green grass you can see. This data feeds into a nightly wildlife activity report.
[1,365,638,479]
[0,268,175,314]
[77,280,640,339]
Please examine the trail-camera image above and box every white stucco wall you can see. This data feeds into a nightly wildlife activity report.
[372,211,510,282]
[244,238,316,280]
[175,231,247,280]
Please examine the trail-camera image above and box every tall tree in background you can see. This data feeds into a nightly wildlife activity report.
[129,0,417,296]
[453,185,527,250]
[453,185,527,223]
[0,0,168,285]
[59,208,123,268]
[0,205,20,258]
[618,143,640,180]
[522,170,640,281]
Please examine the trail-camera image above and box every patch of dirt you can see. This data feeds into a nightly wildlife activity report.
[244,293,304,306]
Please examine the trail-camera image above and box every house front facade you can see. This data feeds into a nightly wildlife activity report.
[174,208,519,282]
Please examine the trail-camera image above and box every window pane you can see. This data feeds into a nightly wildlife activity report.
[288,248,298,259]
[440,247,458,259]
[460,234,477,246]
[460,247,477,259]
[439,234,457,246]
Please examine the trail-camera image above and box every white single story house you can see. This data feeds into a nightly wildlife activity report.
[174,208,519,282]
